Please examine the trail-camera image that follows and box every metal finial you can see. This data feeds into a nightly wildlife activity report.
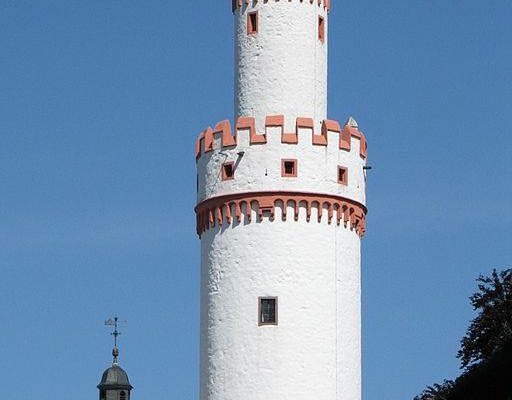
[105,316,127,365]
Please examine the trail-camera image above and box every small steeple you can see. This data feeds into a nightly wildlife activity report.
[98,317,133,400]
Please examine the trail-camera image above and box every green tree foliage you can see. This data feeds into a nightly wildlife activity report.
[413,380,455,400]
[458,269,512,370]
[413,268,512,400]
[449,340,512,400]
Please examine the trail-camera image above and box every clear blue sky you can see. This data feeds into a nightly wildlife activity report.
[0,1,510,399]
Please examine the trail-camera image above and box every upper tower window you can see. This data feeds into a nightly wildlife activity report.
[119,391,126,400]
[247,12,258,35]
[282,159,297,178]
[318,16,325,43]
[222,162,235,181]
[338,166,348,186]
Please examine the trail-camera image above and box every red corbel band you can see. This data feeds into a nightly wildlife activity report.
[195,190,367,237]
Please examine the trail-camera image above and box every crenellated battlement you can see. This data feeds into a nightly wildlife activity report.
[232,0,331,13]
[195,115,367,161]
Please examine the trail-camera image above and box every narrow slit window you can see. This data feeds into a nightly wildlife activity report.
[259,297,278,325]
[338,166,348,185]
[318,16,325,42]
[222,162,235,181]
[282,159,297,177]
[248,12,258,35]
[119,392,126,400]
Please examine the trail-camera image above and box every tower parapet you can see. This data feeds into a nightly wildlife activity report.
[195,116,367,162]
[195,115,368,237]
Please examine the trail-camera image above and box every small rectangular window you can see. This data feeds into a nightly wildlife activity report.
[338,166,348,185]
[248,12,258,35]
[318,16,325,43]
[222,162,235,181]
[282,159,297,177]
[259,297,278,325]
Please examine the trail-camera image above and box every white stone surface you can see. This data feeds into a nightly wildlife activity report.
[200,212,361,400]
[234,2,328,131]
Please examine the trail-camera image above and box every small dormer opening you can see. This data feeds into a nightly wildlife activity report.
[338,166,348,186]
[248,12,258,35]
[222,162,235,181]
[318,16,325,43]
[282,159,297,177]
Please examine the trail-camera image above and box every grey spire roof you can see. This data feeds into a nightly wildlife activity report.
[97,365,133,390]
[98,345,132,390]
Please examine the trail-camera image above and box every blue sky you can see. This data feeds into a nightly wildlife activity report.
[0,1,511,399]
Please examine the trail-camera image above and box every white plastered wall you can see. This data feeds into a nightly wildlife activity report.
[199,208,361,400]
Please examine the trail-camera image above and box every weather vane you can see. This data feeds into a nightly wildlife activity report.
[105,316,127,365]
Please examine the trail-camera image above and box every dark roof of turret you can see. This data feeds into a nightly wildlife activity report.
[97,365,133,390]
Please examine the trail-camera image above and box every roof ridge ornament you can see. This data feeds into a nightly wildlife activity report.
[346,116,358,128]
[105,316,127,366]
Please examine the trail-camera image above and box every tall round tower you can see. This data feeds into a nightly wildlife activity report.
[195,1,368,400]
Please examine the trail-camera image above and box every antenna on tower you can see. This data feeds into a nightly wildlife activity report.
[105,316,127,365]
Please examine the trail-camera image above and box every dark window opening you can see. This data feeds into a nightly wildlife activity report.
[318,16,325,42]
[338,166,348,185]
[259,297,278,325]
[222,162,235,180]
[120,391,126,400]
[248,12,258,34]
[282,159,297,177]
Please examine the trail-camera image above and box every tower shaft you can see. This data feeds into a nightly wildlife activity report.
[234,1,328,130]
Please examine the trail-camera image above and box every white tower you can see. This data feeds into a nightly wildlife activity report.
[195,1,368,400]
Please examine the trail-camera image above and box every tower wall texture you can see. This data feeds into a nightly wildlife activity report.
[234,1,328,131]
[195,2,367,400]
